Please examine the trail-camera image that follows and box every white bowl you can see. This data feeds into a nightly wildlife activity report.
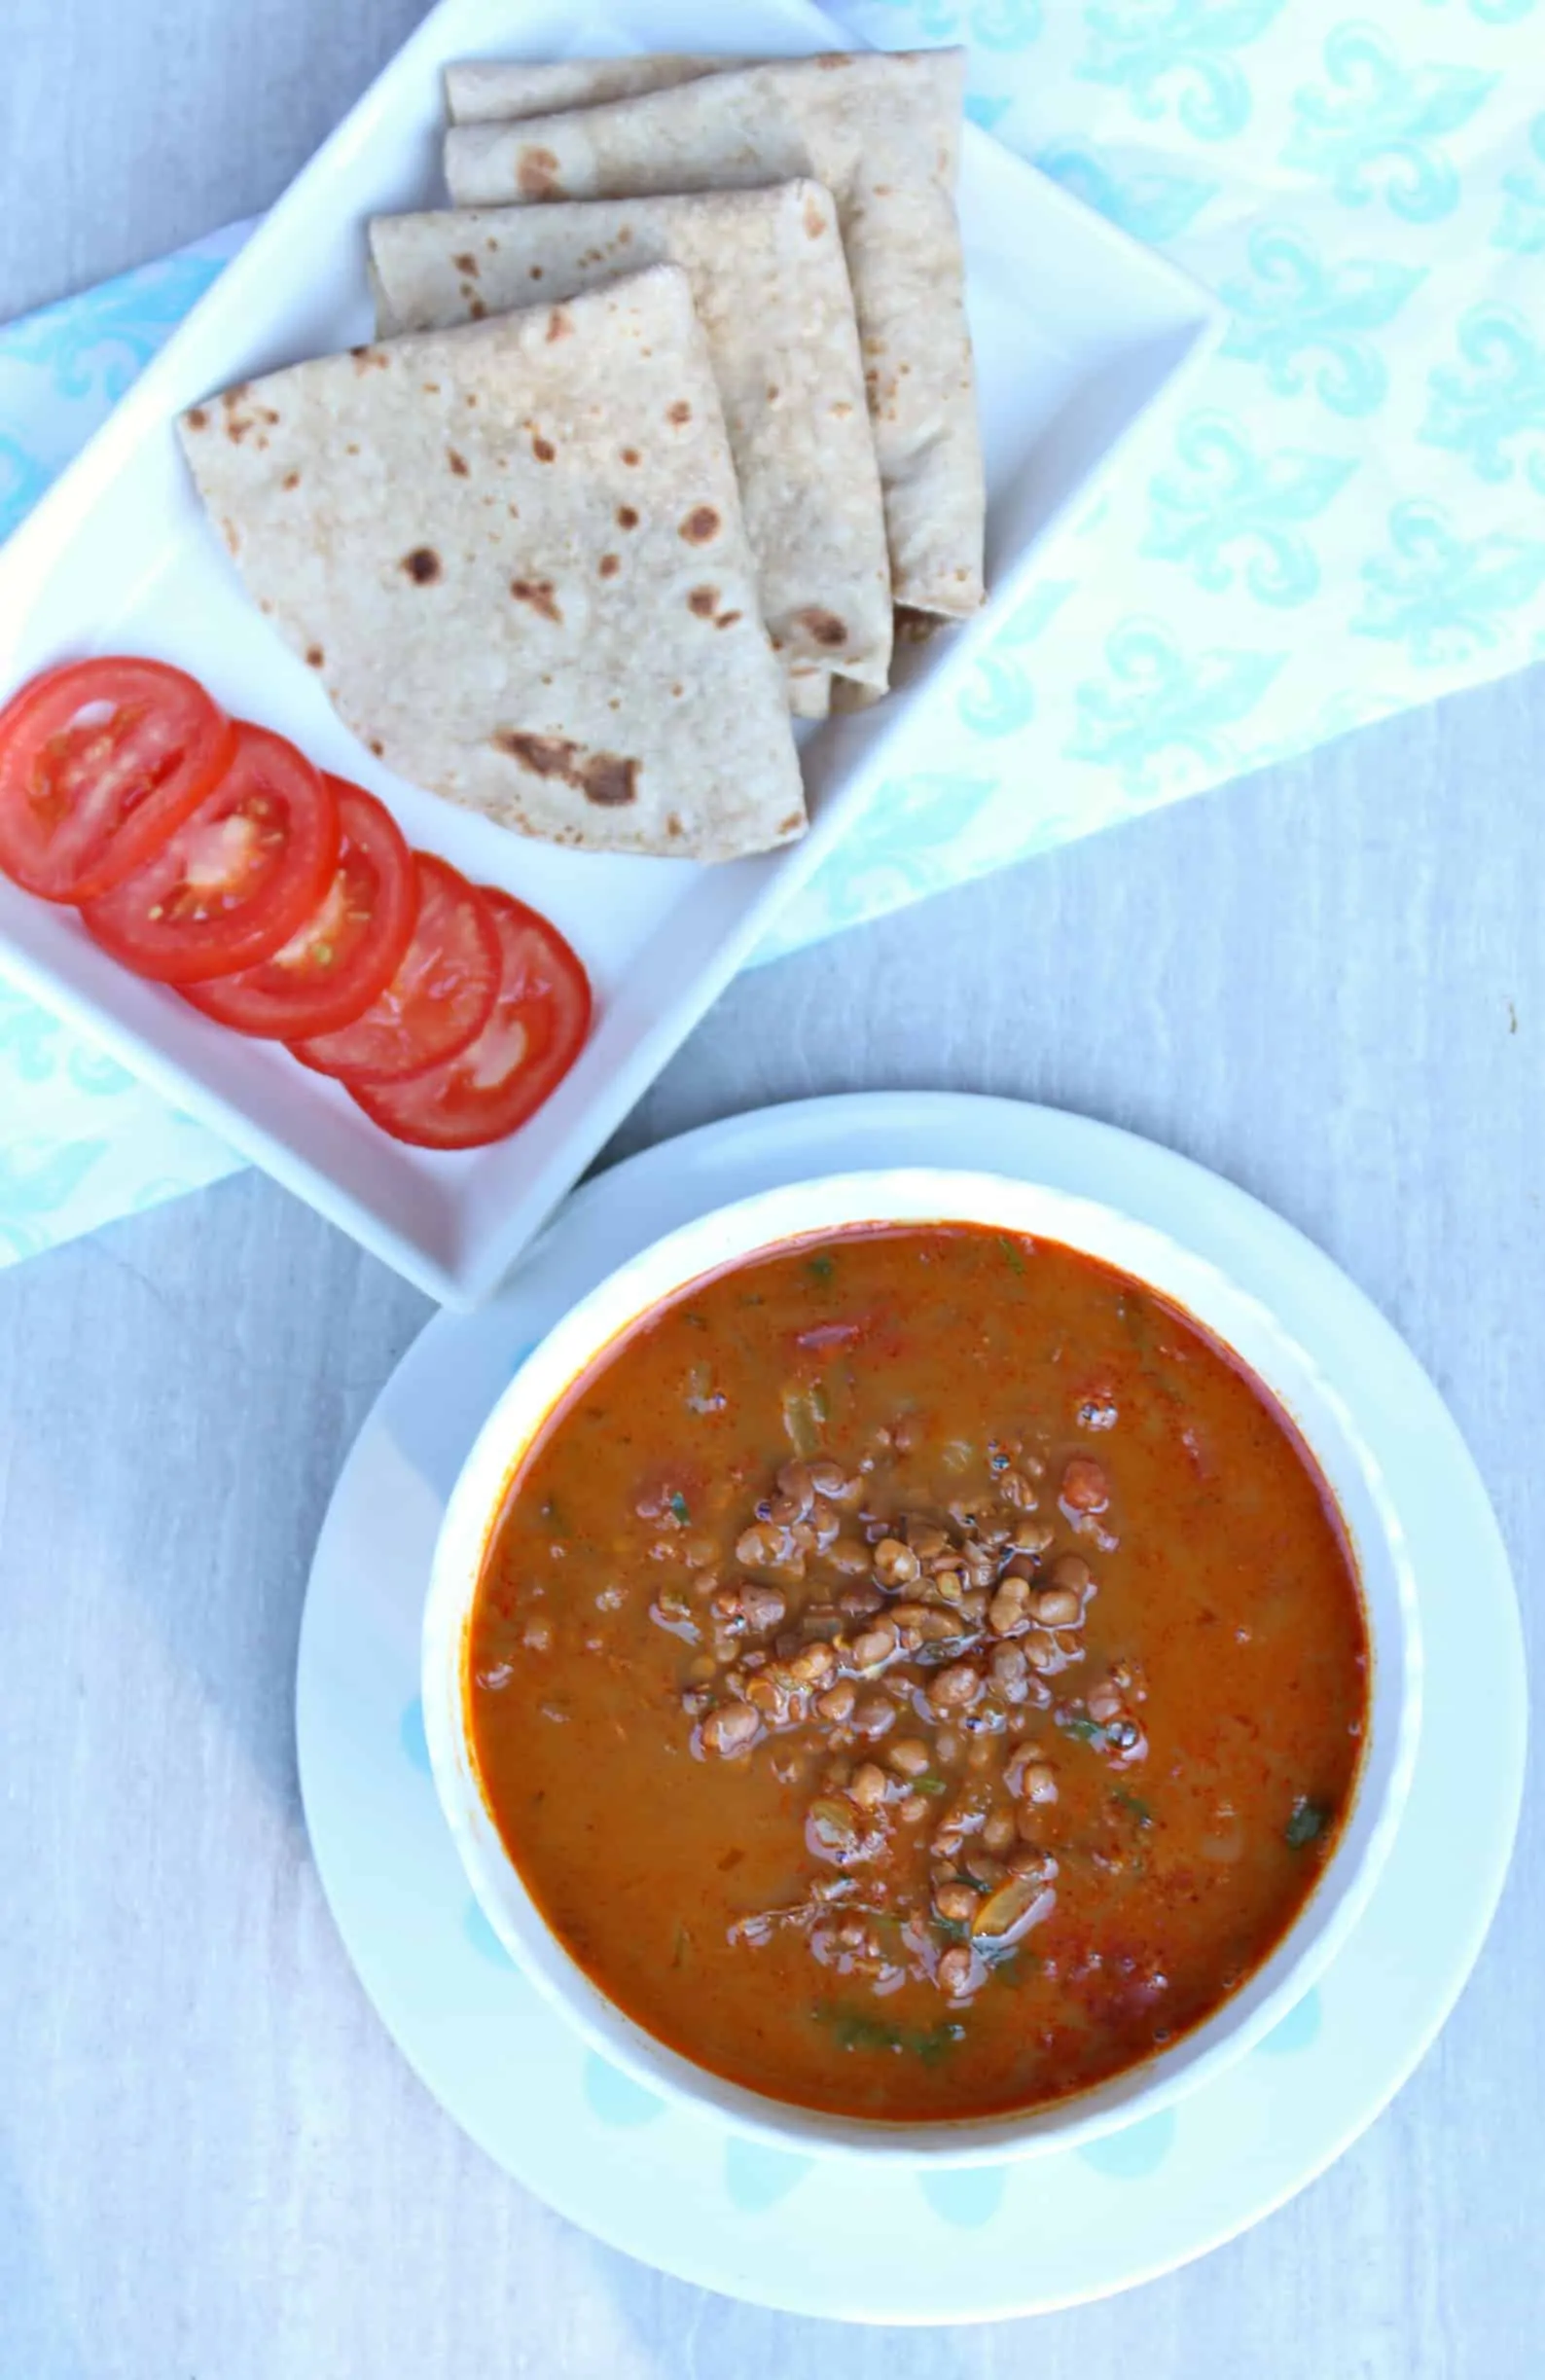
[422,1169,1422,2167]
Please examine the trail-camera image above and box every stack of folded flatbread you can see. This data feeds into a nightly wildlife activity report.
[179,49,984,862]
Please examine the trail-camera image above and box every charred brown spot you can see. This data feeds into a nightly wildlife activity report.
[803,195,827,238]
[528,265,544,279]
[282,470,301,489]
[817,53,848,67]
[402,547,442,585]
[186,406,209,430]
[666,812,683,839]
[715,610,743,630]
[599,554,620,578]
[616,505,639,530]
[220,519,240,555]
[422,380,442,394]
[800,606,848,649]
[618,225,633,244]
[776,810,805,835]
[688,586,718,619]
[621,447,641,467]
[667,400,692,425]
[448,449,469,476]
[493,731,638,808]
[532,434,557,462]
[452,251,480,277]
[547,307,574,343]
[305,645,325,668]
[351,346,389,372]
[369,739,384,757]
[467,297,488,320]
[679,505,720,545]
[518,145,562,199]
[510,577,562,623]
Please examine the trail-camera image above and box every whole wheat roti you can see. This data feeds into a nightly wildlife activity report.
[369,184,892,696]
[178,267,806,862]
[443,50,985,620]
[446,54,750,123]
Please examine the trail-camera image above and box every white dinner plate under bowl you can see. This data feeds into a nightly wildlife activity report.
[296,1092,1525,2322]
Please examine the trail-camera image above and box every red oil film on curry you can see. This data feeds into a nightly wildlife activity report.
[466,1224,1370,2123]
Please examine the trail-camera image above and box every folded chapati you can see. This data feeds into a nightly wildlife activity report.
[178,266,806,862]
[446,54,750,124]
[443,51,984,621]
[369,184,892,696]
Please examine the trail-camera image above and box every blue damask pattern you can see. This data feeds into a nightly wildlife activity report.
[1283,26,1497,224]
[1420,305,1545,488]
[1078,0,1287,141]
[1219,228,1426,416]
[1355,501,1545,667]
[7,6,1545,1265]
[1143,414,1357,605]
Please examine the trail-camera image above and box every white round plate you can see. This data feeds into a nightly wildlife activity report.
[296,1093,1525,2323]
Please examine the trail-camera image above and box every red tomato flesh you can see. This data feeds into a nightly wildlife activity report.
[0,658,236,902]
[183,780,415,1039]
[290,853,500,1085]
[80,724,340,984]
[351,889,591,1149]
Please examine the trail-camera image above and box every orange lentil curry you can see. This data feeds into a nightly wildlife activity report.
[467,1225,1369,2122]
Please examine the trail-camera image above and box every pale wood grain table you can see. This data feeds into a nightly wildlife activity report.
[1,8,1540,2375]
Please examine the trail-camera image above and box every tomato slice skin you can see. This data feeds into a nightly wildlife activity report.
[351,889,592,1150]
[183,780,415,1039]
[290,853,501,1086]
[0,658,237,903]
[79,723,341,984]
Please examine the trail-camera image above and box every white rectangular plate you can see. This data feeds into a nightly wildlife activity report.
[0,0,1220,1304]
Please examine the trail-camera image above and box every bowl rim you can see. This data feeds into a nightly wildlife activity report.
[421,1165,1423,2167]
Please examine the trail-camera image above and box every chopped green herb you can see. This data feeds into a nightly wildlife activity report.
[1285,1796,1329,1848]
[1059,1714,1110,1748]
[808,1252,836,1283]
[311,941,335,968]
[914,1775,949,1796]
[815,2003,965,2063]
[998,1235,1027,1276]
[668,1491,691,1525]
[1113,1789,1153,1827]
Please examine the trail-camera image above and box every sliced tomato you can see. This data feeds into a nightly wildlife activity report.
[0,658,236,902]
[79,724,340,985]
[351,890,592,1150]
[183,780,415,1039]
[290,854,500,1085]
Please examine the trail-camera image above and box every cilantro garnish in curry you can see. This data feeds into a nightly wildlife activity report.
[468,1226,1368,2123]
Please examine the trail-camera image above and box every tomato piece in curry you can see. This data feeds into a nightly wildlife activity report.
[467,1226,1369,2123]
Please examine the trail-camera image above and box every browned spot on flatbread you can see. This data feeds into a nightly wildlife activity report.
[666,812,683,839]
[679,506,720,545]
[715,611,743,630]
[803,194,828,238]
[186,406,209,430]
[688,586,718,619]
[518,145,561,199]
[547,307,574,343]
[452,251,479,277]
[510,578,561,623]
[492,731,638,808]
[800,606,848,649]
[777,811,805,836]
[616,505,638,530]
[350,345,390,371]
[532,433,557,462]
[528,264,543,279]
[599,554,620,578]
[467,297,488,320]
[818,53,849,67]
[401,547,442,585]
[305,645,325,668]
[448,449,469,477]
[369,739,384,757]
[618,225,633,244]
[667,399,692,425]
[621,447,641,467]
[220,519,240,555]
[830,400,853,419]
[422,380,442,394]
[282,470,301,489]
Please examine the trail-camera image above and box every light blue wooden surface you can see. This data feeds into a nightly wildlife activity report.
[0,8,1539,2375]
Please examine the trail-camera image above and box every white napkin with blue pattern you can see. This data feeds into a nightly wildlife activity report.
[4,0,1544,1269]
